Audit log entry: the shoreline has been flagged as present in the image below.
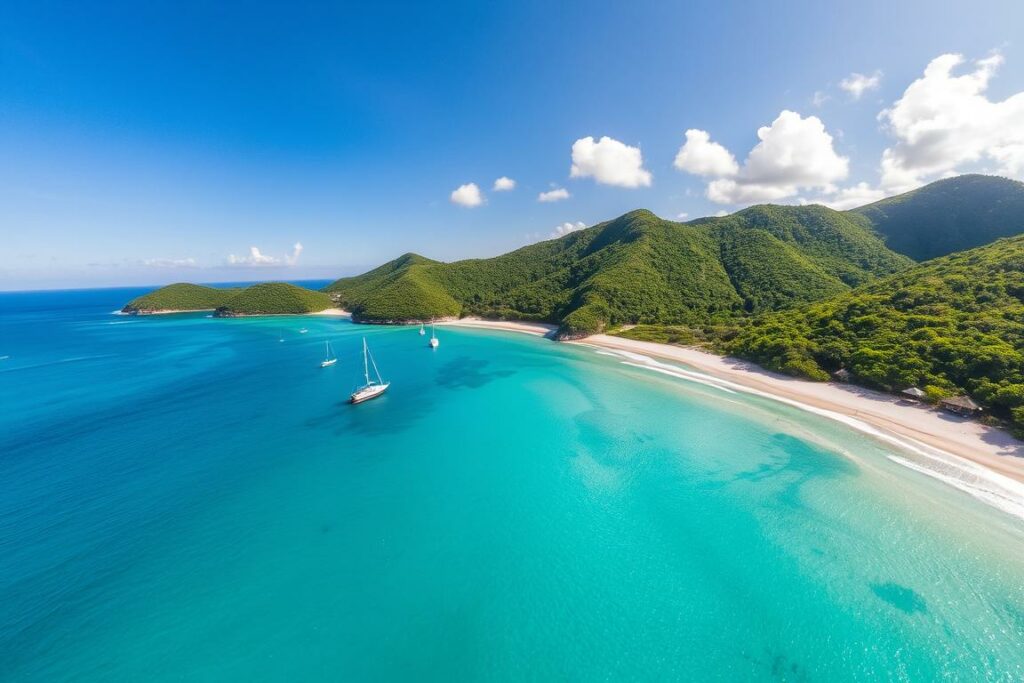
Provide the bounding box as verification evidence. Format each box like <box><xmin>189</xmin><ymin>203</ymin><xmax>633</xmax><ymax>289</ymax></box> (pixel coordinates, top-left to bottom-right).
<box><xmin>439</xmin><ymin>319</ymin><xmax>1024</xmax><ymax>491</ymax></box>
<box><xmin>581</xmin><ymin>335</ymin><xmax>1024</xmax><ymax>486</ymax></box>
<box><xmin>116</xmin><ymin>308</ymin><xmax>214</xmax><ymax>315</ymax></box>
<box><xmin>117</xmin><ymin>307</ymin><xmax>351</xmax><ymax>317</ymax></box>
<box><xmin>437</xmin><ymin>317</ymin><xmax>557</xmax><ymax>336</ymax></box>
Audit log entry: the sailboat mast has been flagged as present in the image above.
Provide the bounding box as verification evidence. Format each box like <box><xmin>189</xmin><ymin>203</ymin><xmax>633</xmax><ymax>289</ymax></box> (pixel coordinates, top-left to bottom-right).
<box><xmin>363</xmin><ymin>338</ymin><xmax>370</xmax><ymax>384</ymax></box>
<box><xmin>369</xmin><ymin>347</ymin><xmax>384</xmax><ymax>383</ymax></box>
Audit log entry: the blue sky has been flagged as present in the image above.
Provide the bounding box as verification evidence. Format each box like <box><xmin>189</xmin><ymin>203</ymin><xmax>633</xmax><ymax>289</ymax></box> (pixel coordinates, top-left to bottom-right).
<box><xmin>2</xmin><ymin>0</ymin><xmax>1023</xmax><ymax>289</ymax></box>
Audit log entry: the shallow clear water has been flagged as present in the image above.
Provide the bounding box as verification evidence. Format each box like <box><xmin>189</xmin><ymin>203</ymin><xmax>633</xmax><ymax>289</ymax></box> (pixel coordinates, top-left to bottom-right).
<box><xmin>1</xmin><ymin>288</ymin><xmax>1023</xmax><ymax>681</ymax></box>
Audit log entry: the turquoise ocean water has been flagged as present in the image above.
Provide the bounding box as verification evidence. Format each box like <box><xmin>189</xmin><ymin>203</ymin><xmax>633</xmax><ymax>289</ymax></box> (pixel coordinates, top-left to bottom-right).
<box><xmin>1</xmin><ymin>287</ymin><xmax>1023</xmax><ymax>681</ymax></box>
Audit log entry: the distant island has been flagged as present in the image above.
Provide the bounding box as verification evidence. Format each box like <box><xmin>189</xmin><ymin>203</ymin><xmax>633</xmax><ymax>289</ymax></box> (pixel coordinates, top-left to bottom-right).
<box><xmin>123</xmin><ymin>174</ymin><xmax>1024</xmax><ymax>435</ymax></box>
<box><xmin>122</xmin><ymin>281</ymin><xmax>335</xmax><ymax>316</ymax></box>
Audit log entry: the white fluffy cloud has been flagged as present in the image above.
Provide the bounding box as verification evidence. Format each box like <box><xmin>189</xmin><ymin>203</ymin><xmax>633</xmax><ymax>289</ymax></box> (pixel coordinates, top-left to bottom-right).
<box><xmin>551</xmin><ymin>221</ymin><xmax>586</xmax><ymax>238</ymax></box>
<box><xmin>570</xmin><ymin>136</ymin><xmax>652</xmax><ymax>188</ymax></box>
<box><xmin>676</xmin><ymin>212</ymin><xmax>689</xmax><ymax>220</ymax></box>
<box><xmin>673</xmin><ymin>129</ymin><xmax>738</xmax><ymax>177</ymax></box>
<box><xmin>538</xmin><ymin>187</ymin><xmax>570</xmax><ymax>202</ymax></box>
<box><xmin>227</xmin><ymin>243</ymin><xmax>303</xmax><ymax>267</ymax></box>
<box><xmin>228</xmin><ymin>247</ymin><xmax>277</xmax><ymax>266</ymax></box>
<box><xmin>450</xmin><ymin>182</ymin><xmax>484</xmax><ymax>207</ymax></box>
<box><xmin>839</xmin><ymin>71</ymin><xmax>882</xmax><ymax>99</ymax></box>
<box><xmin>878</xmin><ymin>52</ymin><xmax>1024</xmax><ymax>193</ymax></box>
<box><xmin>492</xmin><ymin>176</ymin><xmax>516</xmax><ymax>191</ymax></box>
<box><xmin>142</xmin><ymin>257</ymin><xmax>197</xmax><ymax>268</ymax></box>
<box><xmin>682</xmin><ymin>110</ymin><xmax>848</xmax><ymax>205</ymax></box>
<box><xmin>285</xmin><ymin>242</ymin><xmax>303</xmax><ymax>266</ymax></box>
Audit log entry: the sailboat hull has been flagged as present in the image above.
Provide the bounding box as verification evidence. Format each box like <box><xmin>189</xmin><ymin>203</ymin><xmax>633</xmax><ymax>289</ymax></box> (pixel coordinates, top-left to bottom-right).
<box><xmin>320</xmin><ymin>359</ymin><xmax>337</xmax><ymax>368</ymax></box>
<box><xmin>350</xmin><ymin>383</ymin><xmax>389</xmax><ymax>404</ymax></box>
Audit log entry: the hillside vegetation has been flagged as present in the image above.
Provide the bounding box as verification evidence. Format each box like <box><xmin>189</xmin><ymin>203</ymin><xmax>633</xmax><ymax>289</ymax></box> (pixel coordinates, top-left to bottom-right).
<box><xmin>726</xmin><ymin>235</ymin><xmax>1024</xmax><ymax>432</ymax></box>
<box><xmin>850</xmin><ymin>174</ymin><xmax>1024</xmax><ymax>261</ymax></box>
<box><xmin>122</xmin><ymin>283</ymin><xmax>241</xmax><ymax>313</ymax></box>
<box><xmin>123</xmin><ymin>282</ymin><xmax>332</xmax><ymax>315</ymax></box>
<box><xmin>216</xmin><ymin>282</ymin><xmax>334</xmax><ymax>315</ymax></box>
<box><xmin>325</xmin><ymin>206</ymin><xmax>910</xmax><ymax>336</ymax></box>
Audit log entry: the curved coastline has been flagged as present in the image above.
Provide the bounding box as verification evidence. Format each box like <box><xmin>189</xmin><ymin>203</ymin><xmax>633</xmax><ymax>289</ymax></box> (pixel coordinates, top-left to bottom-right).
<box><xmin>439</xmin><ymin>319</ymin><xmax>1024</xmax><ymax>519</ymax></box>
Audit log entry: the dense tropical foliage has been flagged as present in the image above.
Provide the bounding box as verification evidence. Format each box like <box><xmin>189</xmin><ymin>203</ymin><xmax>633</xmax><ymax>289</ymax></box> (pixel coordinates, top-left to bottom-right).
<box><xmin>725</xmin><ymin>236</ymin><xmax>1024</xmax><ymax>432</ymax></box>
<box><xmin>124</xmin><ymin>282</ymin><xmax>332</xmax><ymax>315</ymax></box>
<box><xmin>850</xmin><ymin>174</ymin><xmax>1024</xmax><ymax>261</ymax></box>
<box><xmin>122</xmin><ymin>283</ymin><xmax>241</xmax><ymax>313</ymax></box>
<box><xmin>325</xmin><ymin>205</ymin><xmax>909</xmax><ymax>336</ymax></box>
<box><xmin>216</xmin><ymin>282</ymin><xmax>334</xmax><ymax>315</ymax></box>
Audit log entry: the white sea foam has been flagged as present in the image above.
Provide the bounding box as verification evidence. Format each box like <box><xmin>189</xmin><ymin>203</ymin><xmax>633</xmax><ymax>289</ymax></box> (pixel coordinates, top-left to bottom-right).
<box><xmin>587</xmin><ymin>345</ymin><xmax>1024</xmax><ymax>522</ymax></box>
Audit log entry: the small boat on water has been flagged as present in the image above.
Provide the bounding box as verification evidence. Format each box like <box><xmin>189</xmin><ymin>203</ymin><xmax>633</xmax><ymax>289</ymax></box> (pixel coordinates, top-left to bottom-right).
<box><xmin>350</xmin><ymin>338</ymin><xmax>389</xmax><ymax>404</ymax></box>
<box><xmin>299</xmin><ymin>327</ymin><xmax>308</xmax><ymax>334</ymax></box>
<box><xmin>320</xmin><ymin>341</ymin><xmax>337</xmax><ymax>368</ymax></box>
<box><xmin>279</xmin><ymin>330</ymin><xmax>284</xmax><ymax>343</ymax></box>
<box><xmin>429</xmin><ymin>323</ymin><xmax>439</xmax><ymax>348</ymax></box>
<box><xmin>419</xmin><ymin>323</ymin><xmax>426</xmax><ymax>336</ymax></box>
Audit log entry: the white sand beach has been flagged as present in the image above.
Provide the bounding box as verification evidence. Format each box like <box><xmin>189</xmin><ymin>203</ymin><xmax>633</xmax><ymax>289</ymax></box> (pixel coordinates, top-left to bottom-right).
<box><xmin>440</xmin><ymin>319</ymin><xmax>1024</xmax><ymax>489</ymax></box>
<box><xmin>311</xmin><ymin>308</ymin><xmax>351</xmax><ymax>317</ymax></box>
<box><xmin>583</xmin><ymin>335</ymin><xmax>1024</xmax><ymax>485</ymax></box>
<box><xmin>438</xmin><ymin>317</ymin><xmax>557</xmax><ymax>336</ymax></box>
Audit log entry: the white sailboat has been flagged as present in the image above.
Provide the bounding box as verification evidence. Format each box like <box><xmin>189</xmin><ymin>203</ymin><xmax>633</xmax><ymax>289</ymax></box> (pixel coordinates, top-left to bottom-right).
<box><xmin>279</xmin><ymin>330</ymin><xmax>284</xmax><ymax>343</ymax></box>
<box><xmin>429</xmin><ymin>323</ymin><xmax>439</xmax><ymax>348</ymax></box>
<box><xmin>320</xmin><ymin>341</ymin><xmax>337</xmax><ymax>368</ymax></box>
<box><xmin>419</xmin><ymin>323</ymin><xmax>426</xmax><ymax>336</ymax></box>
<box><xmin>350</xmin><ymin>338</ymin><xmax>389</xmax><ymax>404</ymax></box>
<box><xmin>299</xmin><ymin>327</ymin><xmax>308</xmax><ymax>334</ymax></box>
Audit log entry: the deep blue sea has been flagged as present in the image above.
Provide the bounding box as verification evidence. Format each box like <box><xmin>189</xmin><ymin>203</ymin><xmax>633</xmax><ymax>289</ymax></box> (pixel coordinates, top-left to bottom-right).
<box><xmin>1</xmin><ymin>287</ymin><xmax>1023</xmax><ymax>681</ymax></box>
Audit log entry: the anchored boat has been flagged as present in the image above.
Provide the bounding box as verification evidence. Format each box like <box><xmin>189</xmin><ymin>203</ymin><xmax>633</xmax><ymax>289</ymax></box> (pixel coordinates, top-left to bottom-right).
<box><xmin>320</xmin><ymin>341</ymin><xmax>337</xmax><ymax>368</ymax></box>
<box><xmin>350</xmin><ymin>338</ymin><xmax>389</xmax><ymax>404</ymax></box>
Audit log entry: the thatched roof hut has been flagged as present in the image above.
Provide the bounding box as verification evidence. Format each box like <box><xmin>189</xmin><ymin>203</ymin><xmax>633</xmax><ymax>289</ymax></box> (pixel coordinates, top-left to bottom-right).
<box><xmin>939</xmin><ymin>395</ymin><xmax>982</xmax><ymax>416</ymax></box>
<box><xmin>901</xmin><ymin>387</ymin><xmax>926</xmax><ymax>400</ymax></box>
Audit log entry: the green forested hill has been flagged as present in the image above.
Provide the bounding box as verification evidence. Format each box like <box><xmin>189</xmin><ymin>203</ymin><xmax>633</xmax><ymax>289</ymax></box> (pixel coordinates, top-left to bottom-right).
<box><xmin>122</xmin><ymin>283</ymin><xmax>241</xmax><ymax>313</ymax></box>
<box><xmin>217</xmin><ymin>282</ymin><xmax>334</xmax><ymax>315</ymax></box>
<box><xmin>123</xmin><ymin>282</ymin><xmax>332</xmax><ymax>315</ymax></box>
<box><xmin>325</xmin><ymin>206</ymin><xmax>910</xmax><ymax>335</ymax></box>
<box><xmin>850</xmin><ymin>174</ymin><xmax>1024</xmax><ymax>261</ymax></box>
<box><xmin>726</xmin><ymin>235</ymin><xmax>1024</xmax><ymax>432</ymax></box>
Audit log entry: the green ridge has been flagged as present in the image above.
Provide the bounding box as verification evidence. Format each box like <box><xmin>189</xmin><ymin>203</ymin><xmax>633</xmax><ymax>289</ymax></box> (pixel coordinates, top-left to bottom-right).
<box><xmin>850</xmin><ymin>174</ymin><xmax>1024</xmax><ymax>261</ymax></box>
<box><xmin>122</xmin><ymin>283</ymin><xmax>241</xmax><ymax>313</ymax></box>
<box><xmin>217</xmin><ymin>282</ymin><xmax>334</xmax><ymax>315</ymax></box>
<box><xmin>726</xmin><ymin>235</ymin><xmax>1024</xmax><ymax>432</ymax></box>
<box><xmin>123</xmin><ymin>282</ymin><xmax>332</xmax><ymax>315</ymax></box>
<box><xmin>325</xmin><ymin>206</ymin><xmax>910</xmax><ymax>336</ymax></box>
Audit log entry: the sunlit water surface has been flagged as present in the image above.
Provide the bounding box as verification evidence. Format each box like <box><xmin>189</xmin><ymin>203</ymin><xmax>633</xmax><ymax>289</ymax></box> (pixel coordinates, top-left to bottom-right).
<box><xmin>1</xmin><ymin>288</ymin><xmax>1022</xmax><ymax>681</ymax></box>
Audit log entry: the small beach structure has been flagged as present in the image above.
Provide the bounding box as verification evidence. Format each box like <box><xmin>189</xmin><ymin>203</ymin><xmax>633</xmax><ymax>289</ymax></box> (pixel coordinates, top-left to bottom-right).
<box><xmin>939</xmin><ymin>395</ymin><xmax>982</xmax><ymax>416</ymax></box>
<box><xmin>832</xmin><ymin>368</ymin><xmax>851</xmax><ymax>383</ymax></box>
<box><xmin>901</xmin><ymin>387</ymin><xmax>926</xmax><ymax>401</ymax></box>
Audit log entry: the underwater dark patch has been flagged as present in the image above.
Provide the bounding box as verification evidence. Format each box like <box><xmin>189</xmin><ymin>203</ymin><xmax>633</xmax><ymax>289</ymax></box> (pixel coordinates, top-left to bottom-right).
<box><xmin>871</xmin><ymin>582</ymin><xmax>928</xmax><ymax>614</ymax></box>
<box><xmin>435</xmin><ymin>357</ymin><xmax>515</xmax><ymax>389</ymax></box>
